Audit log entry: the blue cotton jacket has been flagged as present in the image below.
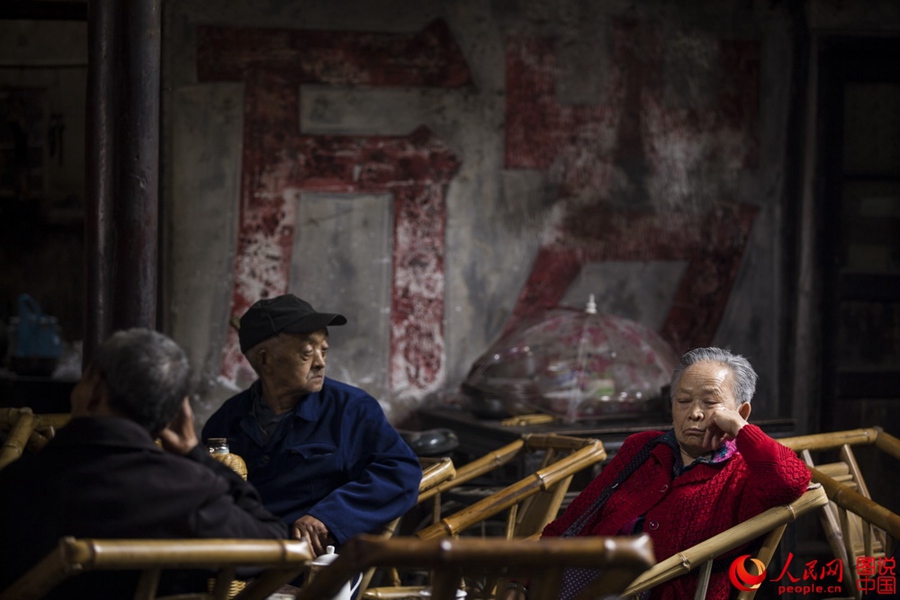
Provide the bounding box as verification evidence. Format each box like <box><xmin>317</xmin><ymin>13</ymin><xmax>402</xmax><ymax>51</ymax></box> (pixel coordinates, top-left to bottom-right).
<box><xmin>202</xmin><ymin>377</ymin><xmax>421</xmax><ymax>544</ymax></box>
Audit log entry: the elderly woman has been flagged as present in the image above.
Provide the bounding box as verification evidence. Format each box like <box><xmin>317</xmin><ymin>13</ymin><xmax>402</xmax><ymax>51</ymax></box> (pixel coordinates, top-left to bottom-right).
<box><xmin>541</xmin><ymin>347</ymin><xmax>811</xmax><ymax>600</ymax></box>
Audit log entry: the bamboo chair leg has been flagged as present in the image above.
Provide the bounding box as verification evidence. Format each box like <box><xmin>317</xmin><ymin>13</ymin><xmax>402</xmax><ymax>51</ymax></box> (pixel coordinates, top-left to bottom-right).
<box><xmin>505</xmin><ymin>505</ymin><xmax>519</xmax><ymax>539</ymax></box>
<box><xmin>694</xmin><ymin>561</ymin><xmax>713</xmax><ymax>600</ymax></box>
<box><xmin>841</xmin><ymin>445</ymin><xmax>885</xmax><ymax>559</ymax></box>
<box><xmin>430</xmin><ymin>570</ymin><xmax>461</xmax><ymax>600</ymax></box>
<box><xmin>838</xmin><ymin>507</ymin><xmax>862</xmax><ymax>600</ymax></box>
<box><xmin>735</xmin><ymin>525</ymin><xmax>785</xmax><ymax>600</ymax></box>
<box><xmin>212</xmin><ymin>567</ymin><xmax>237</xmax><ymax>600</ymax></box>
<box><xmin>134</xmin><ymin>568</ymin><xmax>162</xmax><ymax>600</ymax></box>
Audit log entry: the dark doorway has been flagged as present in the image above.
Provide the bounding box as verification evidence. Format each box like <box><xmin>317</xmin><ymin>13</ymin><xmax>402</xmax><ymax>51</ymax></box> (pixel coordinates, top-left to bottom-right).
<box><xmin>817</xmin><ymin>36</ymin><xmax>900</xmax><ymax>513</ymax></box>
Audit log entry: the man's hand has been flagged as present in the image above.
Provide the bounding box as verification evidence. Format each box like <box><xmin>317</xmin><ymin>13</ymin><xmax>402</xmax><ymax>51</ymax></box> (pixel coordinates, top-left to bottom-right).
<box><xmin>292</xmin><ymin>515</ymin><xmax>332</xmax><ymax>556</ymax></box>
<box><xmin>158</xmin><ymin>397</ymin><xmax>199</xmax><ymax>456</ymax></box>
<box><xmin>701</xmin><ymin>405</ymin><xmax>748</xmax><ymax>452</ymax></box>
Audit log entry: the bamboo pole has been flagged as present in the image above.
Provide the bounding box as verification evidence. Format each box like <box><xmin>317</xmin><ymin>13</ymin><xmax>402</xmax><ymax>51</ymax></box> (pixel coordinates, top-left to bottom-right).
<box><xmin>873</xmin><ymin>427</ymin><xmax>900</xmax><ymax>461</ymax></box>
<box><xmin>623</xmin><ymin>486</ymin><xmax>829</xmax><ymax>597</ymax></box>
<box><xmin>0</xmin><ymin>409</ymin><xmax>71</xmax><ymax>433</ymax></box>
<box><xmin>809</xmin><ymin>466</ymin><xmax>900</xmax><ymax>540</ymax></box>
<box><xmin>779</xmin><ymin>428</ymin><xmax>878</xmax><ymax>452</ymax></box>
<box><xmin>0</xmin><ymin>409</ymin><xmax>71</xmax><ymax>460</ymax></box>
<box><xmin>419</xmin><ymin>457</ymin><xmax>456</xmax><ymax>492</ymax></box>
<box><xmin>418</xmin><ymin>439</ymin><xmax>525</xmax><ymax>503</ymax></box>
<box><xmin>416</xmin><ymin>441</ymin><xmax>606</xmax><ymax>541</ymax></box>
<box><xmin>299</xmin><ymin>535</ymin><xmax>655</xmax><ymax>600</ymax></box>
<box><xmin>0</xmin><ymin>537</ymin><xmax>314</xmax><ymax>600</ymax></box>
<box><xmin>0</xmin><ymin>411</ymin><xmax>36</xmax><ymax>469</ymax></box>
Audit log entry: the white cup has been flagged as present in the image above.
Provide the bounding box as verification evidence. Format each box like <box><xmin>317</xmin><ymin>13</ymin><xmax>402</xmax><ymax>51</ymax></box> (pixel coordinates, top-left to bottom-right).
<box><xmin>309</xmin><ymin>546</ymin><xmax>362</xmax><ymax>600</ymax></box>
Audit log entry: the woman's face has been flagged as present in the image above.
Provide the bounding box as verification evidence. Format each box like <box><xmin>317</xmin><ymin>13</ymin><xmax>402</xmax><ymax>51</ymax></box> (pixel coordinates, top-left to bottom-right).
<box><xmin>671</xmin><ymin>361</ymin><xmax>738</xmax><ymax>458</ymax></box>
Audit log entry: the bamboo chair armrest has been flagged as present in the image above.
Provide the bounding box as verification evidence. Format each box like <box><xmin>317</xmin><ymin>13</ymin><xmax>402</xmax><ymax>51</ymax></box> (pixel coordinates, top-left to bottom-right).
<box><xmin>0</xmin><ymin>538</ymin><xmax>314</xmax><ymax>600</ymax></box>
<box><xmin>0</xmin><ymin>411</ymin><xmax>36</xmax><ymax>469</ymax></box>
<box><xmin>809</xmin><ymin>466</ymin><xmax>900</xmax><ymax>540</ymax></box>
<box><xmin>873</xmin><ymin>427</ymin><xmax>900</xmax><ymax>461</ymax></box>
<box><xmin>623</xmin><ymin>485</ymin><xmax>828</xmax><ymax>597</ymax></box>
<box><xmin>416</xmin><ymin>442</ymin><xmax>606</xmax><ymax>540</ymax></box>
<box><xmin>0</xmin><ymin>409</ymin><xmax>71</xmax><ymax>465</ymax></box>
<box><xmin>779</xmin><ymin>428</ymin><xmax>878</xmax><ymax>452</ymax></box>
<box><xmin>535</xmin><ymin>442</ymin><xmax>606</xmax><ymax>489</ymax></box>
<box><xmin>0</xmin><ymin>409</ymin><xmax>71</xmax><ymax>432</ymax></box>
<box><xmin>523</xmin><ymin>434</ymin><xmax>601</xmax><ymax>452</ymax></box>
<box><xmin>304</xmin><ymin>535</ymin><xmax>655</xmax><ymax>600</ymax></box>
<box><xmin>419</xmin><ymin>440</ymin><xmax>526</xmax><ymax>503</ymax></box>
<box><xmin>419</xmin><ymin>435</ymin><xmax>602</xmax><ymax>503</ymax></box>
<box><xmin>419</xmin><ymin>458</ymin><xmax>457</xmax><ymax>493</ymax></box>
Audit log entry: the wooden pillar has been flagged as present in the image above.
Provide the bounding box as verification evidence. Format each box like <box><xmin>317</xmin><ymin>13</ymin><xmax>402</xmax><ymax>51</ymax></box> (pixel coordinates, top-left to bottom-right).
<box><xmin>84</xmin><ymin>0</ymin><xmax>160</xmax><ymax>365</ymax></box>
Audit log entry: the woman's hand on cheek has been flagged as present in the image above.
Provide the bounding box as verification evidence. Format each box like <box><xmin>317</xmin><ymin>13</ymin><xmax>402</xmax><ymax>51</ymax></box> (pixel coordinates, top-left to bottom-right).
<box><xmin>702</xmin><ymin>407</ymin><xmax>748</xmax><ymax>450</ymax></box>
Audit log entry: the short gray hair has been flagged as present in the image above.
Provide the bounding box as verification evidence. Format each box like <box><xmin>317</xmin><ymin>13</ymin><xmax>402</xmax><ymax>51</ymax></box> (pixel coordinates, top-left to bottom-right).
<box><xmin>90</xmin><ymin>328</ymin><xmax>191</xmax><ymax>435</ymax></box>
<box><xmin>669</xmin><ymin>347</ymin><xmax>757</xmax><ymax>405</ymax></box>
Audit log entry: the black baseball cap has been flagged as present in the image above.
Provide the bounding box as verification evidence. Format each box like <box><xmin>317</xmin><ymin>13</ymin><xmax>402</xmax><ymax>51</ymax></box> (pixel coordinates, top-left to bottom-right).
<box><xmin>238</xmin><ymin>294</ymin><xmax>347</xmax><ymax>353</ymax></box>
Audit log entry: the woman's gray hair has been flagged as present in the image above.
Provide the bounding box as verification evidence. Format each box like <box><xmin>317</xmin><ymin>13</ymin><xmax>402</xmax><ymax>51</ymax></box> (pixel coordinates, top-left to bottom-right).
<box><xmin>90</xmin><ymin>328</ymin><xmax>192</xmax><ymax>435</ymax></box>
<box><xmin>669</xmin><ymin>347</ymin><xmax>757</xmax><ymax>405</ymax></box>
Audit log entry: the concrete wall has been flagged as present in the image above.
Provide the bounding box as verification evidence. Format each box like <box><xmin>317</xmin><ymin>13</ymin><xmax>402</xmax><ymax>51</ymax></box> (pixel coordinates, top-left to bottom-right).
<box><xmin>159</xmin><ymin>0</ymin><xmax>826</xmax><ymax>426</ymax></box>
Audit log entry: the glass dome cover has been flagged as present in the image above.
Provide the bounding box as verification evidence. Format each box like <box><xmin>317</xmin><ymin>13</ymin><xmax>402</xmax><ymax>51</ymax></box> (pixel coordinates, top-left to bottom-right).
<box><xmin>464</xmin><ymin>296</ymin><xmax>679</xmax><ymax>423</ymax></box>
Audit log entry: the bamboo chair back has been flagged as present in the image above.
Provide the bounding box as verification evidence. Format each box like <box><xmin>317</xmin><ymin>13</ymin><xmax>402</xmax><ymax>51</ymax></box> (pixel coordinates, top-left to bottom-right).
<box><xmin>779</xmin><ymin>427</ymin><xmax>900</xmax><ymax>599</ymax></box>
<box><xmin>357</xmin><ymin>457</ymin><xmax>457</xmax><ymax>595</ymax></box>
<box><xmin>0</xmin><ymin>408</ymin><xmax>70</xmax><ymax>469</ymax></box>
<box><xmin>416</xmin><ymin>434</ymin><xmax>606</xmax><ymax>541</ymax></box>
<box><xmin>622</xmin><ymin>484</ymin><xmax>829</xmax><ymax>600</ymax></box>
<box><xmin>295</xmin><ymin>533</ymin><xmax>655</xmax><ymax>600</ymax></box>
<box><xmin>361</xmin><ymin>435</ymin><xmax>604</xmax><ymax>598</ymax></box>
<box><xmin>0</xmin><ymin>537</ymin><xmax>314</xmax><ymax>600</ymax></box>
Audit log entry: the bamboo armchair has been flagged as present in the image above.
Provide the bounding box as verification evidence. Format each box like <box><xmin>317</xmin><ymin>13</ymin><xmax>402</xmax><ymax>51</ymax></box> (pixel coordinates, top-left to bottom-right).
<box><xmin>0</xmin><ymin>408</ymin><xmax>70</xmax><ymax>469</ymax></box>
<box><xmin>416</xmin><ymin>434</ymin><xmax>607</xmax><ymax>542</ymax></box>
<box><xmin>357</xmin><ymin>457</ymin><xmax>458</xmax><ymax>595</ymax></box>
<box><xmin>779</xmin><ymin>427</ymin><xmax>900</xmax><ymax>598</ymax></box>
<box><xmin>622</xmin><ymin>484</ymin><xmax>829</xmax><ymax>600</ymax></box>
<box><xmin>295</xmin><ymin>533</ymin><xmax>655</xmax><ymax>600</ymax></box>
<box><xmin>0</xmin><ymin>537</ymin><xmax>314</xmax><ymax>600</ymax></box>
<box><xmin>415</xmin><ymin>437</ymin><xmax>527</xmax><ymax>528</ymax></box>
<box><xmin>360</xmin><ymin>435</ymin><xmax>604</xmax><ymax>598</ymax></box>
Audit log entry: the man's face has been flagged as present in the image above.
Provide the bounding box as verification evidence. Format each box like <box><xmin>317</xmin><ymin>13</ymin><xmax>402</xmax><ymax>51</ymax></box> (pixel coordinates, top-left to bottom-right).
<box><xmin>261</xmin><ymin>330</ymin><xmax>330</xmax><ymax>400</ymax></box>
<box><xmin>671</xmin><ymin>361</ymin><xmax>739</xmax><ymax>458</ymax></box>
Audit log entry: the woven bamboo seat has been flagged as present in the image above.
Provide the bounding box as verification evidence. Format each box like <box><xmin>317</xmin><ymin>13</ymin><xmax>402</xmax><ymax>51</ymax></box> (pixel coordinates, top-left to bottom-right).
<box><xmin>779</xmin><ymin>427</ymin><xmax>900</xmax><ymax>599</ymax></box>
<box><xmin>622</xmin><ymin>484</ymin><xmax>829</xmax><ymax>600</ymax></box>
<box><xmin>295</xmin><ymin>533</ymin><xmax>655</xmax><ymax>600</ymax></box>
<box><xmin>0</xmin><ymin>537</ymin><xmax>314</xmax><ymax>600</ymax></box>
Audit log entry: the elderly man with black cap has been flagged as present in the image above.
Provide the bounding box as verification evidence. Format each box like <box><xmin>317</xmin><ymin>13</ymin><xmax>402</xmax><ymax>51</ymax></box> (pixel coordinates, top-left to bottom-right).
<box><xmin>202</xmin><ymin>294</ymin><xmax>421</xmax><ymax>556</ymax></box>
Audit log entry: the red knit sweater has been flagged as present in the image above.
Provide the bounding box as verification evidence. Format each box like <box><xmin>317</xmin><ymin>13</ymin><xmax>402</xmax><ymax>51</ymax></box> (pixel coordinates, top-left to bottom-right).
<box><xmin>542</xmin><ymin>424</ymin><xmax>811</xmax><ymax>600</ymax></box>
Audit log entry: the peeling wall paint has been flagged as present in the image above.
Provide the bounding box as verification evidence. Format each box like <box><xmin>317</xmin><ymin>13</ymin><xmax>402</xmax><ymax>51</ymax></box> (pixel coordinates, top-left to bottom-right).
<box><xmin>197</xmin><ymin>21</ymin><xmax>467</xmax><ymax>398</ymax></box>
<box><xmin>504</xmin><ymin>19</ymin><xmax>761</xmax><ymax>354</ymax></box>
<box><xmin>164</xmin><ymin>0</ymin><xmax>807</xmax><ymax>424</ymax></box>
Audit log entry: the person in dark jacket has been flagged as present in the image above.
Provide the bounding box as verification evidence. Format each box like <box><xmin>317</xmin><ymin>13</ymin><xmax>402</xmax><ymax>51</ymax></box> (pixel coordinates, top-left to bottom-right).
<box><xmin>202</xmin><ymin>294</ymin><xmax>422</xmax><ymax>556</ymax></box>
<box><xmin>0</xmin><ymin>328</ymin><xmax>288</xmax><ymax>599</ymax></box>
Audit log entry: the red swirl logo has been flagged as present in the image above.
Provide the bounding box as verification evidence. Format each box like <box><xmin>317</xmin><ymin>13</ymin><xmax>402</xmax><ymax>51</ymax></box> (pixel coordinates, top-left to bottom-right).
<box><xmin>729</xmin><ymin>555</ymin><xmax>767</xmax><ymax>591</ymax></box>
